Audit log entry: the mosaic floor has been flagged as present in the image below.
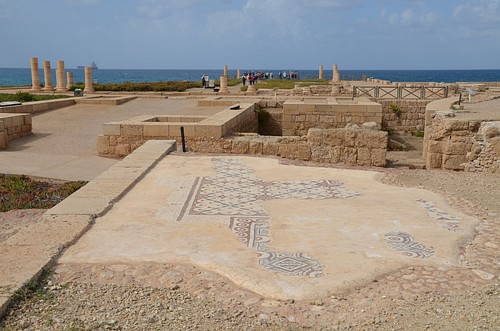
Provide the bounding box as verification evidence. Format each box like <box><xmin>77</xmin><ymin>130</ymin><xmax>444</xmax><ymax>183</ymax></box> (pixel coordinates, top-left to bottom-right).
<box><xmin>172</xmin><ymin>158</ymin><xmax>467</xmax><ymax>276</ymax></box>
<box><xmin>58</xmin><ymin>155</ymin><xmax>478</xmax><ymax>299</ymax></box>
<box><xmin>177</xmin><ymin>158</ymin><xmax>360</xmax><ymax>277</ymax></box>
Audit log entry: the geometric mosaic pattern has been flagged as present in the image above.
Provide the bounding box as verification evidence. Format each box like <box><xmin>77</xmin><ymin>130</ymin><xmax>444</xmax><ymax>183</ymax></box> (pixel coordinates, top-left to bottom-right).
<box><xmin>416</xmin><ymin>199</ymin><xmax>461</xmax><ymax>232</ymax></box>
<box><xmin>190</xmin><ymin>158</ymin><xmax>360</xmax><ymax>216</ymax></box>
<box><xmin>186</xmin><ymin>158</ymin><xmax>360</xmax><ymax>277</ymax></box>
<box><xmin>229</xmin><ymin>217</ymin><xmax>323</xmax><ymax>277</ymax></box>
<box><xmin>384</xmin><ymin>231</ymin><xmax>435</xmax><ymax>259</ymax></box>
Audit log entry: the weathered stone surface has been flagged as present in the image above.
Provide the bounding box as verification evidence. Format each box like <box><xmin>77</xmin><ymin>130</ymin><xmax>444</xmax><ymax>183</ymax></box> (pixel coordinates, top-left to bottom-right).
<box><xmin>442</xmin><ymin>154</ymin><xmax>466</xmax><ymax>170</ymax></box>
<box><xmin>445</xmin><ymin>142</ymin><xmax>467</xmax><ymax>155</ymax></box>
<box><xmin>426</xmin><ymin>153</ymin><xmax>442</xmax><ymax>169</ymax></box>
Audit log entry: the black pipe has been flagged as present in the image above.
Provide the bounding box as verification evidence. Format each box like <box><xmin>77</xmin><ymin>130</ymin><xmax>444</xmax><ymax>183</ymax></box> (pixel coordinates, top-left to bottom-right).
<box><xmin>180</xmin><ymin>126</ymin><xmax>187</xmax><ymax>152</ymax></box>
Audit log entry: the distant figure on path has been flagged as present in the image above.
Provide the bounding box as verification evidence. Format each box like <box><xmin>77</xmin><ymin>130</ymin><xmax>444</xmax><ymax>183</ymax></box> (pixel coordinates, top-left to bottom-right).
<box><xmin>242</xmin><ymin>74</ymin><xmax>247</xmax><ymax>86</ymax></box>
<box><xmin>201</xmin><ymin>74</ymin><xmax>206</xmax><ymax>88</ymax></box>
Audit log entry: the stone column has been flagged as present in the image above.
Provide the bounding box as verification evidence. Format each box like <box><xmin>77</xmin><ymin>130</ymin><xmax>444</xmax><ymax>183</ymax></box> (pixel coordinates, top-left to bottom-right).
<box><xmin>333</xmin><ymin>64</ymin><xmax>340</xmax><ymax>83</ymax></box>
<box><xmin>66</xmin><ymin>72</ymin><xmax>74</xmax><ymax>90</ymax></box>
<box><xmin>43</xmin><ymin>61</ymin><xmax>53</xmax><ymax>91</ymax></box>
<box><xmin>237</xmin><ymin>69</ymin><xmax>241</xmax><ymax>80</ymax></box>
<box><xmin>55</xmin><ymin>61</ymin><xmax>67</xmax><ymax>92</ymax></box>
<box><xmin>30</xmin><ymin>57</ymin><xmax>41</xmax><ymax>91</ymax></box>
<box><xmin>319</xmin><ymin>65</ymin><xmax>324</xmax><ymax>80</ymax></box>
<box><xmin>246</xmin><ymin>83</ymin><xmax>256</xmax><ymax>95</ymax></box>
<box><xmin>219</xmin><ymin>75</ymin><xmax>229</xmax><ymax>94</ymax></box>
<box><xmin>84</xmin><ymin>67</ymin><xmax>93</xmax><ymax>93</ymax></box>
<box><xmin>223</xmin><ymin>65</ymin><xmax>228</xmax><ymax>78</ymax></box>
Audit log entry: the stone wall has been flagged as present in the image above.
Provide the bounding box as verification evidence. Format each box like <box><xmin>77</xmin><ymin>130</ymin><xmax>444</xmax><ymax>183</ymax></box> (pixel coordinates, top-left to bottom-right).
<box><xmin>464</xmin><ymin>122</ymin><xmax>500</xmax><ymax>173</ymax></box>
<box><xmin>256</xmin><ymin>100</ymin><xmax>285</xmax><ymax>136</ymax></box>
<box><xmin>423</xmin><ymin>111</ymin><xmax>499</xmax><ymax>173</ymax></box>
<box><xmin>99</xmin><ymin>127</ymin><xmax>388</xmax><ymax>167</ymax></box>
<box><xmin>0</xmin><ymin>113</ymin><xmax>32</xmax><ymax>149</ymax></box>
<box><xmin>282</xmin><ymin>99</ymin><xmax>382</xmax><ymax>136</ymax></box>
<box><xmin>0</xmin><ymin>99</ymin><xmax>75</xmax><ymax>114</ymax></box>
<box><xmin>379</xmin><ymin>99</ymin><xmax>431</xmax><ymax>134</ymax></box>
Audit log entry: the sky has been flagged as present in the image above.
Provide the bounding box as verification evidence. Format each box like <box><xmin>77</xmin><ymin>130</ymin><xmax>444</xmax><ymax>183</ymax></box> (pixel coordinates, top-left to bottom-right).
<box><xmin>0</xmin><ymin>0</ymin><xmax>499</xmax><ymax>70</ymax></box>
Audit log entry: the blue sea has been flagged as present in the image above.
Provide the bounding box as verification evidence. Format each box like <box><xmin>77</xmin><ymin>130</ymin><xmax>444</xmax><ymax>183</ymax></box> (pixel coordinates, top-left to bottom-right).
<box><xmin>1</xmin><ymin>68</ymin><xmax>500</xmax><ymax>86</ymax></box>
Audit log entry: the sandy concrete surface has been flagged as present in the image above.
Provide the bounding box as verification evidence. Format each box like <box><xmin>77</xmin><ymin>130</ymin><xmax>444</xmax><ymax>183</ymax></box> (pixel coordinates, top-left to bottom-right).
<box><xmin>0</xmin><ymin>98</ymin><xmax>222</xmax><ymax>181</ymax></box>
<box><xmin>58</xmin><ymin>154</ymin><xmax>478</xmax><ymax>300</ymax></box>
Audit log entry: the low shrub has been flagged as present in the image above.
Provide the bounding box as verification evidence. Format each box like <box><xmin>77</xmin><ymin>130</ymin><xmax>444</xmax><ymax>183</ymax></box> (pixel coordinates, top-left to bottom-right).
<box><xmin>0</xmin><ymin>92</ymin><xmax>69</xmax><ymax>103</ymax></box>
<box><xmin>0</xmin><ymin>174</ymin><xmax>87</xmax><ymax>212</ymax></box>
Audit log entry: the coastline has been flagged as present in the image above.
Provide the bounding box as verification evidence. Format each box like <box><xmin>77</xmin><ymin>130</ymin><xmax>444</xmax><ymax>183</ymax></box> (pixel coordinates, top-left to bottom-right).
<box><xmin>2</xmin><ymin>68</ymin><xmax>500</xmax><ymax>87</ymax></box>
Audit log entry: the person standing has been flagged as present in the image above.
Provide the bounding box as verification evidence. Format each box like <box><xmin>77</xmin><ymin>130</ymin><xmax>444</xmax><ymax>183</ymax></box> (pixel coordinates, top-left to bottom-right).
<box><xmin>201</xmin><ymin>74</ymin><xmax>206</xmax><ymax>88</ymax></box>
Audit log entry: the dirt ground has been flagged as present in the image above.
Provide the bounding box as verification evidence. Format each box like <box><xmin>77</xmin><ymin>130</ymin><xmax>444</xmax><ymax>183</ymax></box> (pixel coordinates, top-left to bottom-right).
<box><xmin>1</xmin><ymin>165</ymin><xmax>499</xmax><ymax>330</ymax></box>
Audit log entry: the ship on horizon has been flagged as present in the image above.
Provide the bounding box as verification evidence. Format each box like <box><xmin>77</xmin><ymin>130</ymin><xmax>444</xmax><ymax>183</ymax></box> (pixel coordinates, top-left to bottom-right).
<box><xmin>77</xmin><ymin>61</ymin><xmax>98</xmax><ymax>70</ymax></box>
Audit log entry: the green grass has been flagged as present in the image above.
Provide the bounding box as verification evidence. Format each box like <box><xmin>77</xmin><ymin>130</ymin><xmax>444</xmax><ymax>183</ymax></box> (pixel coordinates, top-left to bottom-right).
<box><xmin>0</xmin><ymin>92</ymin><xmax>70</xmax><ymax>103</ymax></box>
<box><xmin>0</xmin><ymin>174</ymin><xmax>87</xmax><ymax>212</ymax></box>
<box><xmin>241</xmin><ymin>79</ymin><xmax>330</xmax><ymax>91</ymax></box>
<box><xmin>72</xmin><ymin>80</ymin><xmax>202</xmax><ymax>92</ymax></box>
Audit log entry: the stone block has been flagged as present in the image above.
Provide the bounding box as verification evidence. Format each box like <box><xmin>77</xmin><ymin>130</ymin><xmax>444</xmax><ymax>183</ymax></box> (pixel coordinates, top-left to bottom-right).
<box><xmin>331</xmin><ymin>146</ymin><xmax>343</xmax><ymax>163</ymax></box>
<box><xmin>249</xmin><ymin>141</ymin><xmax>263</xmax><ymax>154</ymax></box>
<box><xmin>444</xmin><ymin>142</ymin><xmax>467</xmax><ymax>155</ymax></box>
<box><xmin>103</xmin><ymin>123</ymin><xmax>121</xmax><ymax>136</ymax></box>
<box><xmin>195</xmin><ymin>125</ymin><xmax>223</xmax><ymax>138</ymax></box>
<box><xmin>371</xmin><ymin>148</ymin><xmax>387</xmax><ymax>167</ymax></box>
<box><xmin>231</xmin><ymin>140</ymin><xmax>250</xmax><ymax>154</ymax></box>
<box><xmin>96</xmin><ymin>135</ymin><xmax>110</xmax><ymax>154</ymax></box>
<box><xmin>143</xmin><ymin>124</ymin><xmax>168</xmax><ymax>137</ymax></box>
<box><xmin>344</xmin><ymin>129</ymin><xmax>358</xmax><ymax>147</ymax></box>
<box><xmin>342</xmin><ymin>147</ymin><xmax>358</xmax><ymax>165</ymax></box>
<box><xmin>262</xmin><ymin>141</ymin><xmax>279</xmax><ymax>155</ymax></box>
<box><xmin>297</xmin><ymin>144</ymin><xmax>311</xmax><ymax>161</ymax></box>
<box><xmin>426</xmin><ymin>152</ymin><xmax>442</xmax><ymax>169</ymax></box>
<box><xmin>121</xmin><ymin>124</ymin><xmax>143</xmax><ymax>136</ymax></box>
<box><xmin>168</xmin><ymin>123</ymin><xmax>195</xmax><ymax>137</ymax></box>
<box><xmin>115</xmin><ymin>143</ymin><xmax>131</xmax><ymax>157</ymax></box>
<box><xmin>357</xmin><ymin>147</ymin><xmax>371</xmax><ymax>166</ymax></box>
<box><xmin>490</xmin><ymin>137</ymin><xmax>500</xmax><ymax>157</ymax></box>
<box><xmin>428</xmin><ymin>140</ymin><xmax>444</xmax><ymax>154</ymax></box>
<box><xmin>442</xmin><ymin>154</ymin><xmax>466</xmax><ymax>170</ymax></box>
<box><xmin>444</xmin><ymin>120</ymin><xmax>469</xmax><ymax>132</ymax></box>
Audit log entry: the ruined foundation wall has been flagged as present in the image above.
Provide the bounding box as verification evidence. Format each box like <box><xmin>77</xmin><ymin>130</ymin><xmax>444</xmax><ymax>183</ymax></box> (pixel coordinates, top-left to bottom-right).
<box><xmin>424</xmin><ymin>111</ymin><xmax>499</xmax><ymax>173</ymax></box>
<box><xmin>379</xmin><ymin>100</ymin><xmax>431</xmax><ymax>134</ymax></box>
<box><xmin>98</xmin><ymin>127</ymin><xmax>387</xmax><ymax>167</ymax></box>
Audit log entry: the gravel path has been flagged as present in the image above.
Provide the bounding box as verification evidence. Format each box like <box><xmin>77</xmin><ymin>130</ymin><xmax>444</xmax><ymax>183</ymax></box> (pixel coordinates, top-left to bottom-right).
<box><xmin>1</xmin><ymin>168</ymin><xmax>499</xmax><ymax>330</ymax></box>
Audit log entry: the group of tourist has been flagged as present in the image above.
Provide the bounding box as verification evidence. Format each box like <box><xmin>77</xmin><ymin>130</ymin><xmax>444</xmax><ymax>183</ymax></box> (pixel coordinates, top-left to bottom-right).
<box><xmin>241</xmin><ymin>70</ymin><xmax>300</xmax><ymax>86</ymax></box>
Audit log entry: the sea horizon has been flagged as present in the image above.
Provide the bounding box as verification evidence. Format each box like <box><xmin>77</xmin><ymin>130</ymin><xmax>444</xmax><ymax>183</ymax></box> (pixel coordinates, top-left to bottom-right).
<box><xmin>2</xmin><ymin>67</ymin><xmax>500</xmax><ymax>87</ymax></box>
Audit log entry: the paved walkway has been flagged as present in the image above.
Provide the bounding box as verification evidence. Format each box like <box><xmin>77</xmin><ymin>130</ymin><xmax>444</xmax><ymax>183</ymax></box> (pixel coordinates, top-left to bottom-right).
<box><xmin>0</xmin><ymin>98</ymin><xmax>222</xmax><ymax>181</ymax></box>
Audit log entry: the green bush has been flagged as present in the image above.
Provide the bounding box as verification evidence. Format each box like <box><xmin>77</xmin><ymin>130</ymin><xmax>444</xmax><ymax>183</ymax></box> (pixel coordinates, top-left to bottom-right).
<box><xmin>0</xmin><ymin>92</ymin><xmax>69</xmax><ymax>102</ymax></box>
<box><xmin>89</xmin><ymin>81</ymin><xmax>201</xmax><ymax>92</ymax></box>
<box><xmin>389</xmin><ymin>102</ymin><xmax>401</xmax><ymax>115</ymax></box>
<box><xmin>413</xmin><ymin>130</ymin><xmax>425</xmax><ymax>137</ymax></box>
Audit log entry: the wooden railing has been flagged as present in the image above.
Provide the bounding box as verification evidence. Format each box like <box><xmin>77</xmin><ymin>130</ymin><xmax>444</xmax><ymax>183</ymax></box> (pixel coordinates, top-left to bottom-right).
<box><xmin>353</xmin><ymin>86</ymin><xmax>448</xmax><ymax>100</ymax></box>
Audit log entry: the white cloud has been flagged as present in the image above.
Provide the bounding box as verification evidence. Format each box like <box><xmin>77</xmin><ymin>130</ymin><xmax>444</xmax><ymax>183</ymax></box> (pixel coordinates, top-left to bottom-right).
<box><xmin>453</xmin><ymin>0</ymin><xmax>500</xmax><ymax>24</ymax></box>
<box><xmin>384</xmin><ymin>8</ymin><xmax>437</xmax><ymax>27</ymax></box>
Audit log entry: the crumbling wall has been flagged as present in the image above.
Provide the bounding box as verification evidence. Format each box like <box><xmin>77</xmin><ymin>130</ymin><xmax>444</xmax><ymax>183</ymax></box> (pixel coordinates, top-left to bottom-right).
<box><xmin>423</xmin><ymin>111</ymin><xmax>499</xmax><ymax>173</ymax></box>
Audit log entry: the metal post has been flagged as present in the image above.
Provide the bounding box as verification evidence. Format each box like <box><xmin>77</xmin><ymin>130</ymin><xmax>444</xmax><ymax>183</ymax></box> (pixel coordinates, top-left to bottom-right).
<box><xmin>180</xmin><ymin>127</ymin><xmax>187</xmax><ymax>152</ymax></box>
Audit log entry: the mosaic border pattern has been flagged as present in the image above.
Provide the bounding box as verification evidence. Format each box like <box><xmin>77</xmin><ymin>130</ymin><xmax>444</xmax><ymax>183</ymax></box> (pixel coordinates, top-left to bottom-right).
<box><xmin>229</xmin><ymin>216</ymin><xmax>323</xmax><ymax>277</ymax></box>
<box><xmin>416</xmin><ymin>199</ymin><xmax>461</xmax><ymax>232</ymax></box>
<box><xmin>184</xmin><ymin>158</ymin><xmax>358</xmax><ymax>277</ymax></box>
<box><xmin>384</xmin><ymin>231</ymin><xmax>435</xmax><ymax>259</ymax></box>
